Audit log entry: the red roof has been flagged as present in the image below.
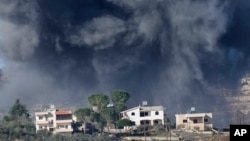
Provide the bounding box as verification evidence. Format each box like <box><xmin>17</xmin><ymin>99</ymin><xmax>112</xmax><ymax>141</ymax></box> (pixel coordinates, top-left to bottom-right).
<box><xmin>56</xmin><ymin>109</ymin><xmax>72</xmax><ymax>115</ymax></box>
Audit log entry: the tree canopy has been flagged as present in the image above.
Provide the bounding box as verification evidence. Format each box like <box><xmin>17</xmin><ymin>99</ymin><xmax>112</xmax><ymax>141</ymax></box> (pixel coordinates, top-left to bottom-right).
<box><xmin>9</xmin><ymin>99</ymin><xmax>29</xmax><ymax>120</ymax></box>
<box><xmin>110</xmin><ymin>90</ymin><xmax>130</xmax><ymax>114</ymax></box>
<box><xmin>116</xmin><ymin>119</ymin><xmax>133</xmax><ymax>129</ymax></box>
<box><xmin>110</xmin><ymin>89</ymin><xmax>130</xmax><ymax>104</ymax></box>
<box><xmin>0</xmin><ymin>99</ymin><xmax>35</xmax><ymax>140</ymax></box>
<box><xmin>74</xmin><ymin>108</ymin><xmax>91</xmax><ymax>122</ymax></box>
<box><xmin>88</xmin><ymin>93</ymin><xmax>109</xmax><ymax>111</ymax></box>
<box><xmin>100</xmin><ymin>108</ymin><xmax>115</xmax><ymax>124</ymax></box>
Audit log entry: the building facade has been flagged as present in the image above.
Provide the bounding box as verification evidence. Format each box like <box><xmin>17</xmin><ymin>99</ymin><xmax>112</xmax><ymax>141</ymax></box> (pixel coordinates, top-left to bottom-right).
<box><xmin>34</xmin><ymin>105</ymin><xmax>75</xmax><ymax>133</ymax></box>
<box><xmin>120</xmin><ymin>105</ymin><xmax>165</xmax><ymax>126</ymax></box>
<box><xmin>175</xmin><ymin>112</ymin><xmax>213</xmax><ymax>131</ymax></box>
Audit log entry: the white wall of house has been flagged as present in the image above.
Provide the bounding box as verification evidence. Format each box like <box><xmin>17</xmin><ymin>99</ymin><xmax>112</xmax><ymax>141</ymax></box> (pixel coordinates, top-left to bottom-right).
<box><xmin>121</xmin><ymin>106</ymin><xmax>164</xmax><ymax>126</ymax></box>
<box><xmin>56</xmin><ymin>123</ymin><xmax>72</xmax><ymax>133</ymax></box>
<box><xmin>123</xmin><ymin>108</ymin><xmax>140</xmax><ymax>125</ymax></box>
<box><xmin>35</xmin><ymin>112</ymin><xmax>50</xmax><ymax>132</ymax></box>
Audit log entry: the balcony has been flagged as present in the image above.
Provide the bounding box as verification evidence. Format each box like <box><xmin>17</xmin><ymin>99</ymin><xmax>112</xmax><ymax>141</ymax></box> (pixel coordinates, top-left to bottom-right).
<box><xmin>35</xmin><ymin>112</ymin><xmax>49</xmax><ymax>116</ymax></box>
<box><xmin>35</xmin><ymin>120</ymin><xmax>49</xmax><ymax>125</ymax></box>
<box><xmin>54</xmin><ymin>128</ymin><xmax>73</xmax><ymax>133</ymax></box>
<box><xmin>56</xmin><ymin>119</ymin><xmax>72</xmax><ymax>124</ymax></box>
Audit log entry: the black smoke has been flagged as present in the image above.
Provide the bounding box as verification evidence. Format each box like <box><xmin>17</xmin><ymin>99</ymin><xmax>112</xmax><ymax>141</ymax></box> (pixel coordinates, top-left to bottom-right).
<box><xmin>0</xmin><ymin>0</ymin><xmax>249</xmax><ymax>127</ymax></box>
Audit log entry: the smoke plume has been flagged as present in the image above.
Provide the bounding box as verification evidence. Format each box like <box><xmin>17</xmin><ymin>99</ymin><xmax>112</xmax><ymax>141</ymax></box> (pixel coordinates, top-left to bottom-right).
<box><xmin>0</xmin><ymin>0</ymin><xmax>249</xmax><ymax>127</ymax></box>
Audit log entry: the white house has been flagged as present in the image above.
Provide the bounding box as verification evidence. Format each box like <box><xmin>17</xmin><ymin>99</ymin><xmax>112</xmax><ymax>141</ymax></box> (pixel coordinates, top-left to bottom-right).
<box><xmin>34</xmin><ymin>105</ymin><xmax>76</xmax><ymax>133</ymax></box>
<box><xmin>120</xmin><ymin>103</ymin><xmax>165</xmax><ymax>126</ymax></box>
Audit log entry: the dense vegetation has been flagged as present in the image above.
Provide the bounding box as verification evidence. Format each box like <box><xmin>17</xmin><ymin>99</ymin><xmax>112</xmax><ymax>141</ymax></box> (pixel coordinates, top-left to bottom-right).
<box><xmin>0</xmin><ymin>89</ymin><xmax>132</xmax><ymax>140</ymax></box>
<box><xmin>0</xmin><ymin>99</ymin><xmax>36</xmax><ymax>141</ymax></box>
<box><xmin>0</xmin><ymin>90</ymin><xmax>173</xmax><ymax>140</ymax></box>
<box><xmin>73</xmin><ymin>89</ymin><xmax>132</xmax><ymax>134</ymax></box>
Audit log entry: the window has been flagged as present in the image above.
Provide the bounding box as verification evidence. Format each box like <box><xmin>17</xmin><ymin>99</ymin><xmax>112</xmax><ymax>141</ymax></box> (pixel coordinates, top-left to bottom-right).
<box><xmin>140</xmin><ymin>112</ymin><xmax>149</xmax><ymax>117</ymax></box>
<box><xmin>140</xmin><ymin>112</ymin><xmax>144</xmax><ymax>117</ymax></box>
<box><xmin>183</xmin><ymin>119</ymin><xmax>187</xmax><ymax>123</ymax></box>
<box><xmin>154</xmin><ymin>120</ymin><xmax>159</xmax><ymax>124</ymax></box>
<box><xmin>193</xmin><ymin>119</ymin><xmax>198</xmax><ymax>124</ymax></box>
<box><xmin>38</xmin><ymin>116</ymin><xmax>43</xmax><ymax>120</ymax></box>
<box><xmin>140</xmin><ymin>120</ymin><xmax>150</xmax><ymax>125</ymax></box>
<box><xmin>65</xmin><ymin>125</ymin><xmax>68</xmax><ymax>129</ymax></box>
<box><xmin>56</xmin><ymin>115</ymin><xmax>72</xmax><ymax>120</ymax></box>
<box><xmin>204</xmin><ymin>118</ymin><xmax>208</xmax><ymax>123</ymax></box>
<box><xmin>132</xmin><ymin>122</ymin><xmax>136</xmax><ymax>125</ymax></box>
<box><xmin>155</xmin><ymin>111</ymin><xmax>159</xmax><ymax>115</ymax></box>
<box><xmin>57</xmin><ymin>125</ymin><xmax>64</xmax><ymax>129</ymax></box>
<box><xmin>49</xmin><ymin>128</ymin><xmax>54</xmax><ymax>131</ymax></box>
<box><xmin>49</xmin><ymin>120</ymin><xmax>53</xmax><ymax>125</ymax></box>
<box><xmin>39</xmin><ymin>126</ymin><xmax>42</xmax><ymax>129</ymax></box>
<box><xmin>131</xmin><ymin>112</ymin><xmax>135</xmax><ymax>116</ymax></box>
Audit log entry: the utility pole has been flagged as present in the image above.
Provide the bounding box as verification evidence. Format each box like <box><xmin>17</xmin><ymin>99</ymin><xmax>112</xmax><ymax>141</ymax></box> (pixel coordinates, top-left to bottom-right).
<box><xmin>166</xmin><ymin>119</ymin><xmax>171</xmax><ymax>141</ymax></box>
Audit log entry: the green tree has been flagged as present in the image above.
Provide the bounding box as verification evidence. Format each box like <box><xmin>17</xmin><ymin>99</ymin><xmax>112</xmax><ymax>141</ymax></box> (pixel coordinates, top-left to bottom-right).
<box><xmin>100</xmin><ymin>108</ymin><xmax>116</xmax><ymax>133</ymax></box>
<box><xmin>90</xmin><ymin>112</ymin><xmax>102</xmax><ymax>123</ymax></box>
<box><xmin>74</xmin><ymin>108</ymin><xmax>92</xmax><ymax>134</ymax></box>
<box><xmin>3</xmin><ymin>115</ymin><xmax>11</xmax><ymax>122</ymax></box>
<box><xmin>9</xmin><ymin>99</ymin><xmax>29</xmax><ymax>120</ymax></box>
<box><xmin>115</xmin><ymin>103</ymin><xmax>126</xmax><ymax>113</ymax></box>
<box><xmin>110</xmin><ymin>89</ymin><xmax>130</xmax><ymax>104</ymax></box>
<box><xmin>88</xmin><ymin>93</ymin><xmax>109</xmax><ymax>112</ymax></box>
<box><xmin>0</xmin><ymin>99</ymin><xmax>35</xmax><ymax>140</ymax></box>
<box><xmin>74</xmin><ymin>108</ymin><xmax>91</xmax><ymax>122</ymax></box>
<box><xmin>116</xmin><ymin>119</ymin><xmax>133</xmax><ymax>129</ymax></box>
<box><xmin>110</xmin><ymin>90</ymin><xmax>130</xmax><ymax>121</ymax></box>
<box><xmin>89</xmin><ymin>112</ymin><xmax>106</xmax><ymax>135</ymax></box>
<box><xmin>36</xmin><ymin>129</ymin><xmax>52</xmax><ymax>141</ymax></box>
<box><xmin>100</xmin><ymin>108</ymin><xmax>115</xmax><ymax>123</ymax></box>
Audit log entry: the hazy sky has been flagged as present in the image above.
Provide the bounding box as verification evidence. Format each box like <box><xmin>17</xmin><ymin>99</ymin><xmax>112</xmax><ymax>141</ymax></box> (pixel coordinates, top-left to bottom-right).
<box><xmin>0</xmin><ymin>0</ymin><xmax>249</xmax><ymax>127</ymax></box>
<box><xmin>0</xmin><ymin>58</ymin><xmax>4</xmax><ymax>68</ymax></box>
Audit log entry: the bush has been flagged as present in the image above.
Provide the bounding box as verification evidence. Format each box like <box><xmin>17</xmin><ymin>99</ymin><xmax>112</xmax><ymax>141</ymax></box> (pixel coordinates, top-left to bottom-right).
<box><xmin>116</xmin><ymin>119</ymin><xmax>133</xmax><ymax>129</ymax></box>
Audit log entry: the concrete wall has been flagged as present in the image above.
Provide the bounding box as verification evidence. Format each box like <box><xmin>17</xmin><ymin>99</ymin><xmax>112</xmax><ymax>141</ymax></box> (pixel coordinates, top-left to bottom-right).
<box><xmin>175</xmin><ymin>113</ymin><xmax>212</xmax><ymax>131</ymax></box>
<box><xmin>35</xmin><ymin>108</ymin><xmax>74</xmax><ymax>133</ymax></box>
<box><xmin>122</xmin><ymin>107</ymin><xmax>164</xmax><ymax>126</ymax></box>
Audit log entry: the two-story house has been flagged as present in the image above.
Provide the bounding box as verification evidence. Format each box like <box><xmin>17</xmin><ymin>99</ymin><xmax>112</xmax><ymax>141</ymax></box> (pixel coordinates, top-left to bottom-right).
<box><xmin>35</xmin><ymin>105</ymin><xmax>75</xmax><ymax>133</ymax></box>
<box><xmin>120</xmin><ymin>103</ymin><xmax>165</xmax><ymax>126</ymax></box>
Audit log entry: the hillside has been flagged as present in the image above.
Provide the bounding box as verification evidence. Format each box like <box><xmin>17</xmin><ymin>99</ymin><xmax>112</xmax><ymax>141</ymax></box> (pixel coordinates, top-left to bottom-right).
<box><xmin>225</xmin><ymin>76</ymin><xmax>250</xmax><ymax>124</ymax></box>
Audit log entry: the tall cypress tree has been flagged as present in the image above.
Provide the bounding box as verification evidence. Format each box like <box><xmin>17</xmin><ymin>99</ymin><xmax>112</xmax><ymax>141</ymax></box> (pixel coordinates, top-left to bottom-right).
<box><xmin>9</xmin><ymin>99</ymin><xmax>29</xmax><ymax>120</ymax></box>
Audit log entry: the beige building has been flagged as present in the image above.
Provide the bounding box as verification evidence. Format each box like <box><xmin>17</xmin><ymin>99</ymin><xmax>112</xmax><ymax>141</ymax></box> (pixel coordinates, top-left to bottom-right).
<box><xmin>175</xmin><ymin>112</ymin><xmax>212</xmax><ymax>131</ymax></box>
<box><xmin>35</xmin><ymin>105</ymin><xmax>75</xmax><ymax>133</ymax></box>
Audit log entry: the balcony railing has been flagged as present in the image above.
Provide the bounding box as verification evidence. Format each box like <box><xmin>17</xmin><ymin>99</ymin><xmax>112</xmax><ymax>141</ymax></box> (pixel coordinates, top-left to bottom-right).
<box><xmin>54</xmin><ymin>128</ymin><xmax>73</xmax><ymax>133</ymax></box>
<box><xmin>56</xmin><ymin>119</ymin><xmax>72</xmax><ymax>124</ymax></box>
<box><xmin>35</xmin><ymin>112</ymin><xmax>49</xmax><ymax>116</ymax></box>
<box><xmin>35</xmin><ymin>120</ymin><xmax>49</xmax><ymax>125</ymax></box>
